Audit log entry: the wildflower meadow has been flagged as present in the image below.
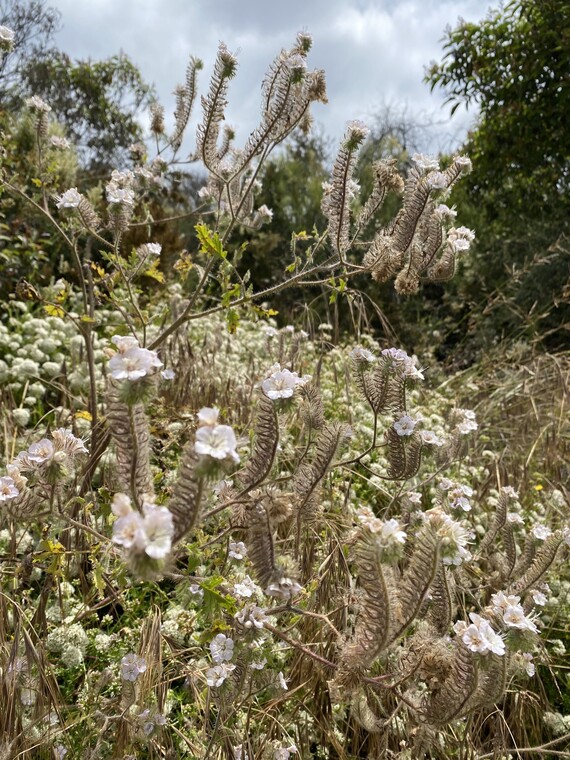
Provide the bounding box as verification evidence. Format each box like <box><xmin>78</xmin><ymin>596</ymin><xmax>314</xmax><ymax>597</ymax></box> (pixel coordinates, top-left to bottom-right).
<box><xmin>0</xmin><ymin>2</ymin><xmax>569</xmax><ymax>758</ymax></box>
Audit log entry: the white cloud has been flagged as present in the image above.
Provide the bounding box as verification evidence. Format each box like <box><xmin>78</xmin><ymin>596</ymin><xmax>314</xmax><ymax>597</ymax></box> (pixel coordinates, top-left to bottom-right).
<box><xmin>47</xmin><ymin>0</ymin><xmax>492</xmax><ymax>153</ymax></box>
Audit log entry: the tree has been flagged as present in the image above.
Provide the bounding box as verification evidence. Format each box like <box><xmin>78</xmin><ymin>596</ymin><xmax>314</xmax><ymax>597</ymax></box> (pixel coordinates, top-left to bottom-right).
<box><xmin>0</xmin><ymin>0</ymin><xmax>61</xmax><ymax>104</ymax></box>
<box><xmin>426</xmin><ymin>0</ymin><xmax>570</xmax><ymax>354</ymax></box>
<box><xmin>427</xmin><ymin>0</ymin><xmax>570</xmax><ymax>219</ymax></box>
<box><xmin>0</xmin><ymin>0</ymin><xmax>154</xmax><ymax>171</ymax></box>
<box><xmin>22</xmin><ymin>52</ymin><xmax>154</xmax><ymax>171</ymax></box>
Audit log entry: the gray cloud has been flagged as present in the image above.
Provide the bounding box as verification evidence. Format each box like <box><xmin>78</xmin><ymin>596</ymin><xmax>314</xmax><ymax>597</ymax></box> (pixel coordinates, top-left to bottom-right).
<box><xmin>48</xmin><ymin>0</ymin><xmax>492</xmax><ymax>154</ymax></box>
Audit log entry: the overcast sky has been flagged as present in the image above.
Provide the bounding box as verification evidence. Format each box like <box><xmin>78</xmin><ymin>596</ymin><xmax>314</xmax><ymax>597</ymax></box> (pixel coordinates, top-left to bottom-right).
<box><xmin>48</xmin><ymin>0</ymin><xmax>493</xmax><ymax>155</ymax></box>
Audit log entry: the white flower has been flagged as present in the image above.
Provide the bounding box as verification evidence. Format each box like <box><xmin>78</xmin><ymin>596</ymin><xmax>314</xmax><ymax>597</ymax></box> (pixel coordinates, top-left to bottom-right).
<box><xmin>111</xmin><ymin>493</ymin><xmax>132</xmax><ymax>517</ymax></box>
<box><xmin>146</xmin><ymin>243</ymin><xmax>162</xmax><ymax>256</ymax></box>
<box><xmin>345</xmin><ymin>119</ymin><xmax>369</xmax><ymax>141</ymax></box>
<box><xmin>0</xmin><ymin>476</ymin><xmax>19</xmax><ymax>502</ymax></box>
<box><xmin>51</xmin><ymin>428</ymin><xmax>89</xmax><ymax>457</ymax></box>
<box><xmin>531</xmin><ymin>590</ymin><xmax>547</xmax><ymax>606</ymax></box>
<box><xmin>455</xmin><ymin>155</ymin><xmax>472</xmax><ymax>171</ymax></box>
<box><xmin>351</xmin><ymin>346</ymin><xmax>376</xmax><ymax>362</ymax></box>
<box><xmin>274</xmin><ymin>745</ymin><xmax>298</xmax><ymax>760</ymax></box>
<box><xmin>434</xmin><ymin>203</ymin><xmax>457</xmax><ymax>220</ymax></box>
<box><xmin>210</xmin><ymin>633</ymin><xmax>234</xmax><ymax>663</ymax></box>
<box><xmin>278</xmin><ymin>671</ymin><xmax>288</xmax><ymax>690</ymax></box>
<box><xmin>112</xmin><ymin>511</ymin><xmax>146</xmax><ymax>551</ymax></box>
<box><xmin>229</xmin><ymin>541</ymin><xmax>247</xmax><ymax>560</ymax></box>
<box><xmin>120</xmin><ymin>653</ymin><xmax>147</xmax><ymax>681</ymax></box>
<box><xmin>205</xmin><ymin>662</ymin><xmax>235</xmax><ymax>687</ymax></box>
<box><xmin>195</xmin><ymin>424</ymin><xmax>240</xmax><ymax>463</ymax></box>
<box><xmin>109</xmin><ymin>346</ymin><xmax>163</xmax><ymax>381</ymax></box>
<box><xmin>106</xmin><ymin>183</ymin><xmax>135</xmax><ymax>205</ymax></box>
<box><xmin>501</xmin><ymin>486</ymin><xmax>519</xmax><ymax>500</ymax></box>
<box><xmin>507</xmin><ymin>511</ymin><xmax>524</xmax><ymax>525</ymax></box>
<box><xmin>412</xmin><ymin>153</ymin><xmax>440</xmax><ymax>171</ymax></box>
<box><xmin>142</xmin><ymin>503</ymin><xmax>174</xmax><ymax>560</ymax></box>
<box><xmin>56</xmin><ymin>188</ymin><xmax>83</xmax><ymax>209</ymax></box>
<box><xmin>262</xmin><ymin>325</ymin><xmax>279</xmax><ymax>338</ymax></box>
<box><xmin>233</xmin><ymin>575</ymin><xmax>260</xmax><ymax>598</ymax></box>
<box><xmin>111</xmin><ymin>334</ymin><xmax>140</xmax><ymax>352</ymax></box>
<box><xmin>161</xmin><ymin>368</ymin><xmax>175</xmax><ymax>380</ymax></box>
<box><xmin>531</xmin><ymin>524</ymin><xmax>552</xmax><ymax>541</ymax></box>
<box><xmin>521</xmin><ymin>652</ymin><xmax>535</xmax><ymax>677</ymax></box>
<box><xmin>189</xmin><ymin>583</ymin><xmax>204</xmax><ymax>599</ymax></box>
<box><xmin>265</xmin><ymin>577</ymin><xmax>303</xmax><ymax>601</ymax></box>
<box><xmin>502</xmin><ymin>604</ymin><xmax>538</xmax><ymax>633</ymax></box>
<box><xmin>27</xmin><ymin>439</ymin><xmax>55</xmax><ymax>465</ymax></box>
<box><xmin>427</xmin><ymin>171</ymin><xmax>448</xmax><ymax>189</ymax></box>
<box><xmin>460</xmin><ymin>613</ymin><xmax>505</xmax><ymax>656</ymax></box>
<box><xmin>235</xmin><ymin>604</ymin><xmax>267</xmax><ymax>630</ymax></box>
<box><xmin>197</xmin><ymin>407</ymin><xmax>220</xmax><ymax>426</ymax></box>
<box><xmin>257</xmin><ymin>204</ymin><xmax>273</xmax><ymax>220</ymax></box>
<box><xmin>261</xmin><ymin>365</ymin><xmax>311</xmax><ymax>400</ymax></box>
<box><xmin>455</xmin><ymin>408</ymin><xmax>478</xmax><ymax>435</ymax></box>
<box><xmin>421</xmin><ymin>430</ymin><xmax>443</xmax><ymax>446</ymax></box>
<box><xmin>249</xmin><ymin>658</ymin><xmax>267</xmax><ymax>670</ymax></box>
<box><xmin>366</xmin><ymin>517</ymin><xmax>407</xmax><ymax>548</ymax></box>
<box><xmin>26</xmin><ymin>95</ymin><xmax>51</xmax><ymax>112</ymax></box>
<box><xmin>197</xmin><ymin>186</ymin><xmax>210</xmax><ymax>199</ymax></box>
<box><xmin>50</xmin><ymin>136</ymin><xmax>70</xmax><ymax>149</ymax></box>
<box><xmin>490</xmin><ymin>591</ymin><xmax>521</xmax><ymax>614</ymax></box>
<box><xmin>393</xmin><ymin>415</ymin><xmax>417</xmax><ymax>437</ymax></box>
<box><xmin>110</xmin><ymin>169</ymin><xmax>135</xmax><ymax>185</ymax></box>
<box><xmin>405</xmin><ymin>491</ymin><xmax>422</xmax><ymax>505</ymax></box>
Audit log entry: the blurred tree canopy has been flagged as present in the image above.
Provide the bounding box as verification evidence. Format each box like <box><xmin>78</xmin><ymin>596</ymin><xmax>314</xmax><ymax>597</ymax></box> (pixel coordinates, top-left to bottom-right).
<box><xmin>0</xmin><ymin>0</ymin><xmax>153</xmax><ymax>171</ymax></box>
<box><xmin>427</xmin><ymin>0</ymin><xmax>570</xmax><ymax>355</ymax></box>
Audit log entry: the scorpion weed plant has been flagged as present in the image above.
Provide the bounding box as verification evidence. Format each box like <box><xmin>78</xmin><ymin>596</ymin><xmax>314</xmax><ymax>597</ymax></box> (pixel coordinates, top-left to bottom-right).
<box><xmin>0</xmin><ymin>26</ymin><xmax>569</xmax><ymax>760</ymax></box>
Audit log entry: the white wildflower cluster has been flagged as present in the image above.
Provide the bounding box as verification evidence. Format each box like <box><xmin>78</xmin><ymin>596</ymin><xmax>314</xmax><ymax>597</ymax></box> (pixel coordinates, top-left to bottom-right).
<box><xmin>356</xmin><ymin>509</ymin><xmax>407</xmax><ymax>552</ymax></box>
<box><xmin>393</xmin><ymin>414</ymin><xmax>418</xmax><ymax>437</ymax></box>
<box><xmin>235</xmin><ymin>604</ymin><xmax>268</xmax><ymax>630</ymax></box>
<box><xmin>229</xmin><ymin>541</ymin><xmax>247</xmax><ymax>560</ymax></box>
<box><xmin>453</xmin><ymin>408</ymin><xmax>478</xmax><ymax>435</ymax></box>
<box><xmin>56</xmin><ymin>187</ymin><xmax>83</xmax><ymax>209</ymax></box>
<box><xmin>25</xmin><ymin>95</ymin><xmax>51</xmax><ymax>113</ymax></box>
<box><xmin>106</xmin><ymin>168</ymin><xmax>135</xmax><ymax>206</ymax></box>
<box><xmin>0</xmin><ymin>305</ymin><xmax>110</xmax><ymax>400</ymax></box>
<box><xmin>434</xmin><ymin>203</ymin><xmax>457</xmax><ymax>221</ymax></box>
<box><xmin>425</xmin><ymin>508</ymin><xmax>472</xmax><ymax>565</ymax></box>
<box><xmin>261</xmin><ymin>363</ymin><xmax>311</xmax><ymax>400</ymax></box>
<box><xmin>111</xmin><ymin>492</ymin><xmax>174</xmax><ymax>561</ymax></box>
<box><xmin>120</xmin><ymin>652</ymin><xmax>147</xmax><ymax>681</ymax></box>
<box><xmin>49</xmin><ymin>135</ymin><xmax>70</xmax><ymax>150</ymax></box>
<box><xmin>438</xmin><ymin>479</ymin><xmax>474</xmax><ymax>512</ymax></box>
<box><xmin>265</xmin><ymin>576</ymin><xmax>303</xmax><ymax>601</ymax></box>
<box><xmin>531</xmin><ymin>523</ymin><xmax>552</xmax><ymax>541</ymax></box>
<box><xmin>381</xmin><ymin>348</ymin><xmax>424</xmax><ymax>381</ymax></box>
<box><xmin>447</xmin><ymin>226</ymin><xmax>475</xmax><ymax>254</ymax></box>
<box><xmin>0</xmin><ymin>429</ymin><xmax>88</xmax><ymax>509</ymax></box>
<box><xmin>490</xmin><ymin>591</ymin><xmax>539</xmax><ymax>634</ymax></box>
<box><xmin>426</xmin><ymin>171</ymin><xmax>449</xmax><ymax>190</ymax></box>
<box><xmin>137</xmin><ymin>707</ymin><xmax>167</xmax><ymax>737</ymax></box>
<box><xmin>210</xmin><ymin>633</ymin><xmax>234</xmax><ymax>663</ymax></box>
<box><xmin>344</xmin><ymin>119</ymin><xmax>369</xmax><ymax>144</ymax></box>
<box><xmin>206</xmin><ymin>633</ymin><xmax>236</xmax><ymax>687</ymax></box>
<box><xmin>233</xmin><ymin>575</ymin><xmax>261</xmax><ymax>599</ymax></box>
<box><xmin>453</xmin><ymin>613</ymin><xmax>505</xmax><ymax>656</ymax></box>
<box><xmin>108</xmin><ymin>334</ymin><xmax>163</xmax><ymax>382</ymax></box>
<box><xmin>411</xmin><ymin>153</ymin><xmax>440</xmax><ymax>172</ymax></box>
<box><xmin>194</xmin><ymin>407</ymin><xmax>240</xmax><ymax>464</ymax></box>
<box><xmin>273</xmin><ymin>742</ymin><xmax>298</xmax><ymax>759</ymax></box>
<box><xmin>350</xmin><ymin>346</ymin><xmax>376</xmax><ymax>363</ymax></box>
<box><xmin>46</xmin><ymin>622</ymin><xmax>89</xmax><ymax>667</ymax></box>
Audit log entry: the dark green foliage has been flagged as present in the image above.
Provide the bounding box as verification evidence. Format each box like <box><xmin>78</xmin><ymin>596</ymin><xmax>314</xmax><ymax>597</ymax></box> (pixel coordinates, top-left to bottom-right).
<box><xmin>427</xmin><ymin>0</ymin><xmax>570</xmax><ymax>355</ymax></box>
<box><xmin>22</xmin><ymin>52</ymin><xmax>153</xmax><ymax>171</ymax></box>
